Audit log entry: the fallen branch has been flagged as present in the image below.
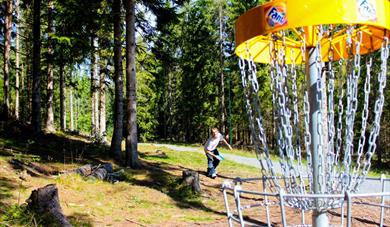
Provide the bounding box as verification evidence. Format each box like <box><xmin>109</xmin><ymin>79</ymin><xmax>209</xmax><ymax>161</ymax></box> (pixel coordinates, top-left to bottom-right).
<box><xmin>9</xmin><ymin>159</ymin><xmax>51</xmax><ymax>178</ymax></box>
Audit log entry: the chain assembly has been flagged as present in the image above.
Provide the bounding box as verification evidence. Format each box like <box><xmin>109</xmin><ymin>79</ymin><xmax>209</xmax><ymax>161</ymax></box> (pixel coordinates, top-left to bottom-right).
<box><xmin>238</xmin><ymin>25</ymin><xmax>388</xmax><ymax>211</ymax></box>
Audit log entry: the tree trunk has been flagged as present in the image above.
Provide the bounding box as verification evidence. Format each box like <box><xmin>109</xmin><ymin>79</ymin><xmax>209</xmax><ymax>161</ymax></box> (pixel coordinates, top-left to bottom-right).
<box><xmin>91</xmin><ymin>37</ymin><xmax>99</xmax><ymax>137</ymax></box>
<box><xmin>219</xmin><ymin>3</ymin><xmax>226</xmax><ymax>134</ymax></box>
<box><xmin>3</xmin><ymin>0</ymin><xmax>13</xmax><ymax>120</ymax></box>
<box><xmin>69</xmin><ymin>88</ymin><xmax>74</xmax><ymax>131</ymax></box>
<box><xmin>32</xmin><ymin>0</ymin><xmax>42</xmax><ymax>133</ymax></box>
<box><xmin>45</xmin><ymin>0</ymin><xmax>55</xmax><ymax>132</ymax></box>
<box><xmin>27</xmin><ymin>61</ymin><xmax>32</xmax><ymax>123</ymax></box>
<box><xmin>15</xmin><ymin>0</ymin><xmax>20</xmax><ymax>120</ymax></box>
<box><xmin>75</xmin><ymin>98</ymin><xmax>79</xmax><ymax>131</ymax></box>
<box><xmin>99</xmin><ymin>63</ymin><xmax>107</xmax><ymax>141</ymax></box>
<box><xmin>110</xmin><ymin>0</ymin><xmax>124</xmax><ymax>161</ymax></box>
<box><xmin>124</xmin><ymin>0</ymin><xmax>141</xmax><ymax>168</ymax></box>
<box><xmin>20</xmin><ymin>63</ymin><xmax>25</xmax><ymax>120</ymax></box>
<box><xmin>60</xmin><ymin>63</ymin><xmax>66</xmax><ymax>131</ymax></box>
<box><xmin>27</xmin><ymin>184</ymin><xmax>72</xmax><ymax>227</ymax></box>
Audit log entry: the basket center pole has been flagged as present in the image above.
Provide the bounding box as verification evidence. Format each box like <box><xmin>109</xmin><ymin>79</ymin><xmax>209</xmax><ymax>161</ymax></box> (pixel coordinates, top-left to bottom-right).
<box><xmin>305</xmin><ymin>25</ymin><xmax>329</xmax><ymax>227</ymax></box>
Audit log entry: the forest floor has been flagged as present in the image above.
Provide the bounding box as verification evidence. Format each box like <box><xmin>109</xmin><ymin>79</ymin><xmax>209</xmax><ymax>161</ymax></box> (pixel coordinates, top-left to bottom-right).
<box><xmin>0</xmin><ymin>122</ymin><xmax>389</xmax><ymax>226</ymax></box>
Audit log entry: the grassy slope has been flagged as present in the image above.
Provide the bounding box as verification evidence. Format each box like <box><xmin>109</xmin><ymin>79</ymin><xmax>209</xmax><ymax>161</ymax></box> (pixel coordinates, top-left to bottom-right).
<box><xmin>158</xmin><ymin>143</ymin><xmax>390</xmax><ymax>178</ymax></box>
<box><xmin>0</xmin><ymin>133</ymin><xmax>259</xmax><ymax>227</ymax></box>
<box><xmin>1</xmin><ymin>129</ymin><xmax>389</xmax><ymax>226</ymax></box>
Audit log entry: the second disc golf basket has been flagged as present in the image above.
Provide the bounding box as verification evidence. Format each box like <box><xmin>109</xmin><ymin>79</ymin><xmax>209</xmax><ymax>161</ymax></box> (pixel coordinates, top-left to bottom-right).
<box><xmin>221</xmin><ymin>0</ymin><xmax>390</xmax><ymax>226</ymax></box>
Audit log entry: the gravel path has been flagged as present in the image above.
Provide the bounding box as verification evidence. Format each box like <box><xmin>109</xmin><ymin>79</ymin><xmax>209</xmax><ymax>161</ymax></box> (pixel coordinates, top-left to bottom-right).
<box><xmin>146</xmin><ymin>143</ymin><xmax>389</xmax><ymax>193</ymax></box>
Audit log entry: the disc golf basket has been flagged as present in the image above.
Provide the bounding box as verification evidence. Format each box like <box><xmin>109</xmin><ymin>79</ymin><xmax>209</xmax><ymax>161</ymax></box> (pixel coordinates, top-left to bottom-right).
<box><xmin>221</xmin><ymin>0</ymin><xmax>390</xmax><ymax>226</ymax></box>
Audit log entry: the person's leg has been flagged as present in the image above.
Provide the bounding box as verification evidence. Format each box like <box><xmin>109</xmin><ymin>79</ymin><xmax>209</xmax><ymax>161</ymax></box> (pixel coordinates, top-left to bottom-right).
<box><xmin>211</xmin><ymin>149</ymin><xmax>220</xmax><ymax>177</ymax></box>
<box><xmin>212</xmin><ymin>149</ymin><xmax>221</xmax><ymax>168</ymax></box>
<box><xmin>206</xmin><ymin>153</ymin><xmax>214</xmax><ymax>176</ymax></box>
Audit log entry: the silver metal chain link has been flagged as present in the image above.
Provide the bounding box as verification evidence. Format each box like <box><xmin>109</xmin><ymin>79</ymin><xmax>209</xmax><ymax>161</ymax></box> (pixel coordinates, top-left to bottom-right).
<box><xmin>355</xmin><ymin>37</ymin><xmax>389</xmax><ymax>190</ymax></box>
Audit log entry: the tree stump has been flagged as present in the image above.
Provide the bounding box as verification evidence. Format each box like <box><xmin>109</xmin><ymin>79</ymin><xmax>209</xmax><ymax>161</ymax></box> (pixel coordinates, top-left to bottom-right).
<box><xmin>27</xmin><ymin>184</ymin><xmax>72</xmax><ymax>227</ymax></box>
<box><xmin>182</xmin><ymin>170</ymin><xmax>201</xmax><ymax>194</ymax></box>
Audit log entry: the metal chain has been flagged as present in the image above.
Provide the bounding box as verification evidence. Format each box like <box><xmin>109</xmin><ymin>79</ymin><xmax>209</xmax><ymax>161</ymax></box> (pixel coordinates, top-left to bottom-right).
<box><xmin>341</xmin><ymin>27</ymin><xmax>361</xmax><ymax>191</ymax></box>
<box><xmin>236</xmin><ymin>26</ymin><xmax>388</xmax><ymax>210</ymax></box>
<box><xmin>326</xmin><ymin>33</ymin><xmax>337</xmax><ymax>192</ymax></box>
<box><xmin>355</xmin><ymin>37</ymin><xmax>389</xmax><ymax>190</ymax></box>
<box><xmin>291</xmin><ymin>47</ymin><xmax>306</xmax><ymax>195</ymax></box>
<box><xmin>350</xmin><ymin>56</ymin><xmax>372</xmax><ymax>190</ymax></box>
<box><xmin>304</xmin><ymin>91</ymin><xmax>313</xmax><ymax>193</ymax></box>
<box><xmin>315</xmin><ymin>25</ymin><xmax>325</xmax><ymax>193</ymax></box>
<box><xmin>240</xmin><ymin>42</ymin><xmax>281</xmax><ymax>192</ymax></box>
<box><xmin>273</xmin><ymin>33</ymin><xmax>292</xmax><ymax>193</ymax></box>
<box><xmin>347</xmin><ymin>30</ymin><xmax>362</xmax><ymax>190</ymax></box>
<box><xmin>333</xmin><ymin>59</ymin><xmax>345</xmax><ymax>189</ymax></box>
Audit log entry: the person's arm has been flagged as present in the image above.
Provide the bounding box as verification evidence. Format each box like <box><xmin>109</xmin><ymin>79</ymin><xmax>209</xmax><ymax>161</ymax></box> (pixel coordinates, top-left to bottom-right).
<box><xmin>204</xmin><ymin>148</ymin><xmax>219</xmax><ymax>159</ymax></box>
<box><xmin>222</xmin><ymin>139</ymin><xmax>233</xmax><ymax>150</ymax></box>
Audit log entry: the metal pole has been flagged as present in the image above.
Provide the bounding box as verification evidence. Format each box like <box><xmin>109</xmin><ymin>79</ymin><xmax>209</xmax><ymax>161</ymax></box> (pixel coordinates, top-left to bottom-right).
<box><xmin>279</xmin><ymin>189</ymin><xmax>287</xmax><ymax>226</ymax></box>
<box><xmin>380</xmin><ymin>174</ymin><xmax>386</xmax><ymax>227</ymax></box>
<box><xmin>234</xmin><ymin>185</ymin><xmax>245</xmax><ymax>227</ymax></box>
<box><xmin>306</xmin><ymin>37</ymin><xmax>329</xmax><ymax>226</ymax></box>
<box><xmin>346</xmin><ymin>191</ymin><xmax>352</xmax><ymax>227</ymax></box>
<box><xmin>222</xmin><ymin>181</ymin><xmax>234</xmax><ymax>227</ymax></box>
<box><xmin>263</xmin><ymin>176</ymin><xmax>271</xmax><ymax>227</ymax></box>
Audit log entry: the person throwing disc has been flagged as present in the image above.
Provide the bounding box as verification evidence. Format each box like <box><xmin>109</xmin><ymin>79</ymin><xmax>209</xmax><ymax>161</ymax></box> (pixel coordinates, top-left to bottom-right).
<box><xmin>204</xmin><ymin>128</ymin><xmax>232</xmax><ymax>179</ymax></box>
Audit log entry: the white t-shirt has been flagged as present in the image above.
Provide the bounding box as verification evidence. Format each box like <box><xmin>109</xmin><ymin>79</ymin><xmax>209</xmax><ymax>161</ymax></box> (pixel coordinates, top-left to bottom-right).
<box><xmin>204</xmin><ymin>132</ymin><xmax>224</xmax><ymax>151</ymax></box>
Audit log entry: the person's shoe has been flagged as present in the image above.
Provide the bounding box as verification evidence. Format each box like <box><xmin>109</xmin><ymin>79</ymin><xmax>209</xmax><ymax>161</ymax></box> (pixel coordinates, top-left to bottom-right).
<box><xmin>211</xmin><ymin>173</ymin><xmax>217</xmax><ymax>179</ymax></box>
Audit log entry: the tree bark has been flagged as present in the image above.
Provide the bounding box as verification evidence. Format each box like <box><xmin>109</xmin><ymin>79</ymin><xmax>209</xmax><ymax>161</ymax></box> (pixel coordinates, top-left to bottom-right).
<box><xmin>27</xmin><ymin>184</ymin><xmax>72</xmax><ymax>227</ymax></box>
<box><xmin>219</xmin><ymin>3</ymin><xmax>226</xmax><ymax>134</ymax></box>
<box><xmin>75</xmin><ymin>98</ymin><xmax>79</xmax><ymax>131</ymax></box>
<box><xmin>60</xmin><ymin>63</ymin><xmax>66</xmax><ymax>131</ymax></box>
<box><xmin>27</xmin><ymin>60</ymin><xmax>32</xmax><ymax>123</ymax></box>
<box><xmin>99</xmin><ymin>63</ymin><xmax>107</xmax><ymax>141</ymax></box>
<box><xmin>3</xmin><ymin>0</ymin><xmax>13</xmax><ymax>120</ymax></box>
<box><xmin>32</xmin><ymin>0</ymin><xmax>42</xmax><ymax>133</ymax></box>
<box><xmin>182</xmin><ymin>170</ymin><xmax>201</xmax><ymax>194</ymax></box>
<box><xmin>45</xmin><ymin>0</ymin><xmax>55</xmax><ymax>132</ymax></box>
<box><xmin>15</xmin><ymin>0</ymin><xmax>20</xmax><ymax>120</ymax></box>
<box><xmin>110</xmin><ymin>0</ymin><xmax>124</xmax><ymax>161</ymax></box>
<box><xmin>69</xmin><ymin>88</ymin><xmax>74</xmax><ymax>131</ymax></box>
<box><xmin>124</xmin><ymin>0</ymin><xmax>141</xmax><ymax>168</ymax></box>
<box><xmin>91</xmin><ymin>37</ymin><xmax>99</xmax><ymax>137</ymax></box>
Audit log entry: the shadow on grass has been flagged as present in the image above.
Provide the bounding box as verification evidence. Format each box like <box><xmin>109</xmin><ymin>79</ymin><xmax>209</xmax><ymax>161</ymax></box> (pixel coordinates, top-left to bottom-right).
<box><xmin>0</xmin><ymin>121</ymin><xmax>226</xmax><ymax>217</ymax></box>
<box><xmin>122</xmin><ymin>161</ymin><xmax>226</xmax><ymax>216</ymax></box>
<box><xmin>68</xmin><ymin>212</ymin><xmax>94</xmax><ymax>227</ymax></box>
<box><xmin>0</xmin><ymin>177</ymin><xmax>39</xmax><ymax>226</ymax></box>
<box><xmin>0</xmin><ymin>120</ymin><xmax>118</xmax><ymax>169</ymax></box>
<box><xmin>0</xmin><ymin>177</ymin><xmax>18</xmax><ymax>209</ymax></box>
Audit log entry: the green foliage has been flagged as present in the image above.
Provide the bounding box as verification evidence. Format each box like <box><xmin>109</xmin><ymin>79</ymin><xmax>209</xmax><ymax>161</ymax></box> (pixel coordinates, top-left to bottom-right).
<box><xmin>137</xmin><ymin>44</ymin><xmax>158</xmax><ymax>141</ymax></box>
<box><xmin>0</xmin><ymin>204</ymin><xmax>41</xmax><ymax>227</ymax></box>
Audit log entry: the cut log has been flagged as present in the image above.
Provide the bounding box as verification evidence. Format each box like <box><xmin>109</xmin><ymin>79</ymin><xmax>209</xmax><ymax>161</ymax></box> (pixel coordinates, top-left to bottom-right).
<box><xmin>61</xmin><ymin>163</ymin><xmax>119</xmax><ymax>182</ymax></box>
<box><xmin>182</xmin><ymin>170</ymin><xmax>202</xmax><ymax>194</ymax></box>
<box><xmin>75</xmin><ymin>164</ymin><xmax>93</xmax><ymax>176</ymax></box>
<box><xmin>89</xmin><ymin>163</ymin><xmax>113</xmax><ymax>180</ymax></box>
<box><xmin>27</xmin><ymin>184</ymin><xmax>72</xmax><ymax>227</ymax></box>
<box><xmin>9</xmin><ymin>159</ymin><xmax>48</xmax><ymax>178</ymax></box>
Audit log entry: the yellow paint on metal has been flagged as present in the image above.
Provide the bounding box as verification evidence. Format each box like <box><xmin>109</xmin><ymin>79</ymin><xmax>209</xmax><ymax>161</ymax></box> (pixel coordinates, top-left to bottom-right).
<box><xmin>235</xmin><ymin>0</ymin><xmax>390</xmax><ymax>64</ymax></box>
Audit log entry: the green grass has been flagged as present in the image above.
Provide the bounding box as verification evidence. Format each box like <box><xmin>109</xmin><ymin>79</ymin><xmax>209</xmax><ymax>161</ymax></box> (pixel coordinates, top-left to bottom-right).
<box><xmin>139</xmin><ymin>144</ymin><xmax>260</xmax><ymax>177</ymax></box>
<box><xmin>0</xmin><ymin>205</ymin><xmax>42</xmax><ymax>227</ymax></box>
<box><xmin>141</xmin><ymin>143</ymin><xmax>390</xmax><ymax>178</ymax></box>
